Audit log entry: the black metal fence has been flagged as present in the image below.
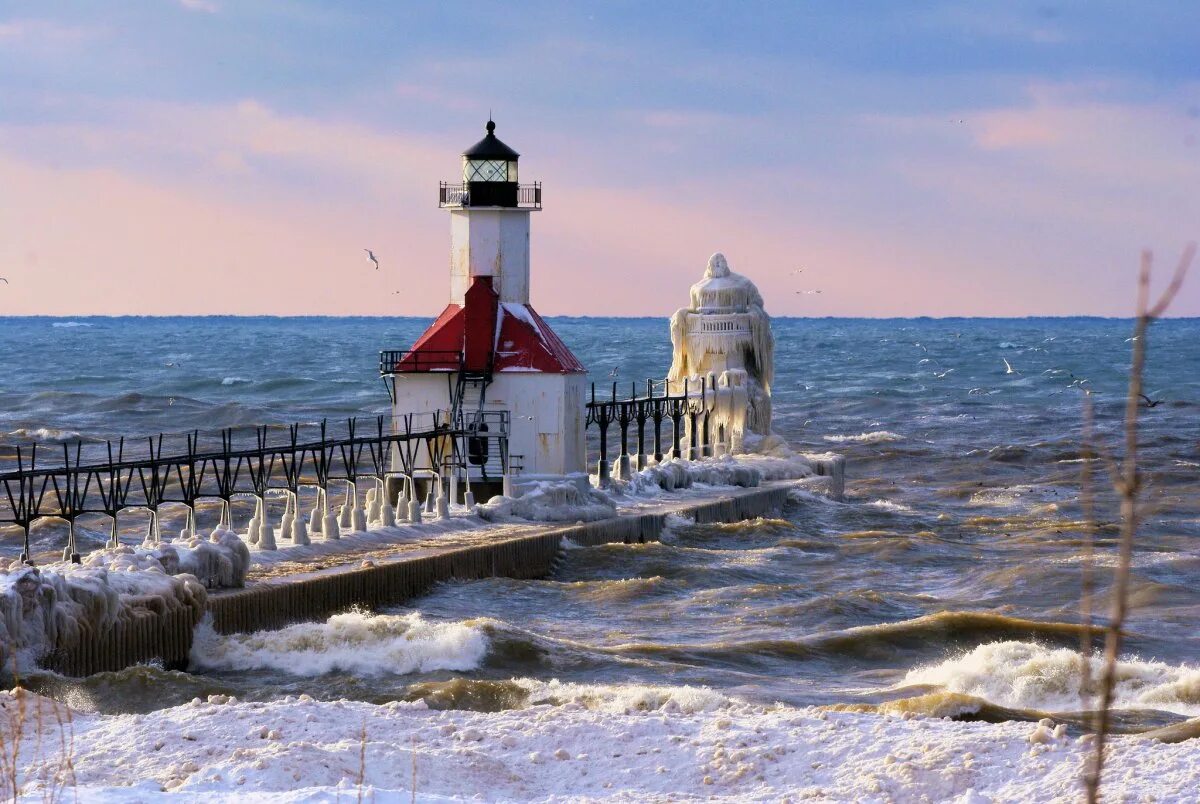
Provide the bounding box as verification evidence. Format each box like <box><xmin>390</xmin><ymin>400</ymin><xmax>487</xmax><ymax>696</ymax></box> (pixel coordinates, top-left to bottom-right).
<box><xmin>0</xmin><ymin>413</ymin><xmax>508</xmax><ymax>563</ymax></box>
<box><xmin>585</xmin><ymin>378</ymin><xmax>716</xmax><ymax>484</ymax></box>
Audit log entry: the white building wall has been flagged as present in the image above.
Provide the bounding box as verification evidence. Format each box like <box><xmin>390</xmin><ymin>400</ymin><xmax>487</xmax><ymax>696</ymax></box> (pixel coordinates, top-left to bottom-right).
<box><xmin>485</xmin><ymin>373</ymin><xmax>585</xmax><ymax>476</ymax></box>
<box><xmin>449</xmin><ymin>209</ymin><xmax>531</xmax><ymax>305</ymax></box>
<box><xmin>389</xmin><ymin>371</ymin><xmax>586</xmax><ymax>478</ymax></box>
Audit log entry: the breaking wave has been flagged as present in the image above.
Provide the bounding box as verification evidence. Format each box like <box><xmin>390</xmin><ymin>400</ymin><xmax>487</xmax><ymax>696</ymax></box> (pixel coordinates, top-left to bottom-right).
<box><xmin>7</xmin><ymin>427</ymin><xmax>84</xmax><ymax>442</ymax></box>
<box><xmin>221</xmin><ymin>376</ymin><xmax>252</xmax><ymax>386</ymax></box>
<box><xmin>190</xmin><ymin>611</ymin><xmax>490</xmax><ymax>677</ymax></box>
<box><xmin>903</xmin><ymin>641</ymin><xmax>1200</xmax><ymax>717</ymax></box>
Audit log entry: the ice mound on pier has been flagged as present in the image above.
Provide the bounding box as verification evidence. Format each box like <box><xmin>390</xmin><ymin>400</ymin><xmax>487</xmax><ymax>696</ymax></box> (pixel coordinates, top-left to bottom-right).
<box><xmin>0</xmin><ymin>560</ymin><xmax>206</xmax><ymax>673</ymax></box>
<box><xmin>85</xmin><ymin>530</ymin><xmax>251</xmax><ymax>590</ymax></box>
<box><xmin>475</xmin><ymin>480</ymin><xmax>617</xmax><ymax>523</ymax></box>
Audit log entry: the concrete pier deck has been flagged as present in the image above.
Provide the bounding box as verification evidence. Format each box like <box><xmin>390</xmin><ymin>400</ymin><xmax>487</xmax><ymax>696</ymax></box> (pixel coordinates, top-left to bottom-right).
<box><xmin>42</xmin><ymin>481</ymin><xmax>798</xmax><ymax>677</ymax></box>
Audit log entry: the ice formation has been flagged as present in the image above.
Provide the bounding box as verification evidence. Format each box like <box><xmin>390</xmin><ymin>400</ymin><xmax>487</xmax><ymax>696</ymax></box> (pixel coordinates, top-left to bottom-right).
<box><xmin>0</xmin><ymin>560</ymin><xmax>206</xmax><ymax>673</ymax></box>
<box><xmin>475</xmin><ymin>480</ymin><xmax>617</xmax><ymax>523</ymax></box>
<box><xmin>0</xmin><ymin>527</ymin><xmax>250</xmax><ymax>672</ymax></box>
<box><xmin>668</xmin><ymin>252</ymin><xmax>775</xmax><ymax>454</ymax></box>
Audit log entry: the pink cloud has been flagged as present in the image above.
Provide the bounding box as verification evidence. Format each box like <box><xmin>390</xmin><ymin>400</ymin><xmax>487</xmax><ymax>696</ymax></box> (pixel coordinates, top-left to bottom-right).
<box><xmin>2</xmin><ymin>96</ymin><xmax>1196</xmax><ymax>318</ymax></box>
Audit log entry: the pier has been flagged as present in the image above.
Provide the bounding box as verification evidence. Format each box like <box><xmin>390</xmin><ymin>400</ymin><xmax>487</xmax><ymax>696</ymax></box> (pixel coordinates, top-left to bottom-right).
<box><xmin>37</xmin><ymin>481</ymin><xmax>796</xmax><ymax>677</ymax></box>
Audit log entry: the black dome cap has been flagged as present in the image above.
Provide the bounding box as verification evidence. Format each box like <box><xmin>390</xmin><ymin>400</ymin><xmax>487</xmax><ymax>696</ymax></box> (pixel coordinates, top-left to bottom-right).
<box><xmin>463</xmin><ymin>120</ymin><xmax>520</xmax><ymax>160</ymax></box>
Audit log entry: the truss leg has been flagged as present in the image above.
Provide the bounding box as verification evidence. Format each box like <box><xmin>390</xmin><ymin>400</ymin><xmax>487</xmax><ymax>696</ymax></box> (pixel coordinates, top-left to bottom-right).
<box><xmin>247</xmin><ymin>497</ymin><xmax>262</xmax><ymax>545</ymax></box>
<box><xmin>380</xmin><ymin>486</ymin><xmax>396</xmax><ymax>527</ymax></box>
<box><xmin>350</xmin><ymin>481</ymin><xmax>367</xmax><ymax>532</ymax></box>
<box><xmin>108</xmin><ymin>514</ymin><xmax>120</xmax><ymax>549</ymax></box>
<box><xmin>280</xmin><ymin>493</ymin><xmax>295</xmax><ymax>542</ymax></box>
<box><xmin>64</xmin><ymin>520</ymin><xmax>80</xmax><ymax>563</ymax></box>
<box><xmin>436</xmin><ymin>482</ymin><xmax>450</xmax><ymax>520</ymax></box>
<box><xmin>290</xmin><ymin>492</ymin><xmax>310</xmax><ymax>546</ymax></box>
<box><xmin>308</xmin><ymin>490</ymin><xmax>323</xmax><ymax>538</ymax></box>
<box><xmin>257</xmin><ymin>495</ymin><xmax>277</xmax><ymax>550</ymax></box>
<box><xmin>323</xmin><ymin>486</ymin><xmax>341</xmax><ymax>541</ymax></box>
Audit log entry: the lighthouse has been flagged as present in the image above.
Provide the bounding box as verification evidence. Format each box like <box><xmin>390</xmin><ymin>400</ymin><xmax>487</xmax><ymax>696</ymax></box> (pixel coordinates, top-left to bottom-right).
<box><xmin>381</xmin><ymin>121</ymin><xmax>588</xmax><ymax>500</ymax></box>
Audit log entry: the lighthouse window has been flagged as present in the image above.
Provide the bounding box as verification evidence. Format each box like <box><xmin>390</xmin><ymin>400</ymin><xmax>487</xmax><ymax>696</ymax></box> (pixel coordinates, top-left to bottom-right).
<box><xmin>464</xmin><ymin>159</ymin><xmax>516</xmax><ymax>182</ymax></box>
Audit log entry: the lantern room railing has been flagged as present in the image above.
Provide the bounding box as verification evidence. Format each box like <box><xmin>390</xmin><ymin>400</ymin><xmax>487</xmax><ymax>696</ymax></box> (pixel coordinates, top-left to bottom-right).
<box><xmin>379</xmin><ymin>350</ymin><xmax>463</xmax><ymax>375</ymax></box>
<box><xmin>438</xmin><ymin>182</ymin><xmax>542</xmax><ymax>209</ymax></box>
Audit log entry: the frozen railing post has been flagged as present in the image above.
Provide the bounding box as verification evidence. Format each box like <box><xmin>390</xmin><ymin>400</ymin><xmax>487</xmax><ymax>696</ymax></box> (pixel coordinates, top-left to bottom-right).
<box><xmin>0</xmin><ymin>403</ymin><xmax>500</xmax><ymax>563</ymax></box>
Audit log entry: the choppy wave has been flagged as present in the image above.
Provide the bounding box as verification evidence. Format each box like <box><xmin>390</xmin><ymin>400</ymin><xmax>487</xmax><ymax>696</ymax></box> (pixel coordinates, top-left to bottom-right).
<box><xmin>51</xmin><ymin>321</ymin><xmax>93</xmax><ymax>328</ymax></box>
<box><xmin>823</xmin><ymin>431</ymin><xmax>904</xmax><ymax>444</ymax></box>
<box><xmin>904</xmin><ymin>641</ymin><xmax>1200</xmax><ymax>717</ymax></box>
<box><xmin>602</xmin><ymin>612</ymin><xmax>1097</xmax><ymax>665</ymax></box>
<box><xmin>221</xmin><ymin>376</ymin><xmax>253</xmax><ymax>386</ymax></box>
<box><xmin>190</xmin><ymin>611</ymin><xmax>490</xmax><ymax>677</ymax></box>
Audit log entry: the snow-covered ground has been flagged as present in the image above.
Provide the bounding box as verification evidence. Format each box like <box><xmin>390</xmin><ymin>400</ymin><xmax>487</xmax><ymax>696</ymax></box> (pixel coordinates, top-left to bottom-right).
<box><xmin>7</xmin><ymin>685</ymin><xmax>1198</xmax><ymax>802</ymax></box>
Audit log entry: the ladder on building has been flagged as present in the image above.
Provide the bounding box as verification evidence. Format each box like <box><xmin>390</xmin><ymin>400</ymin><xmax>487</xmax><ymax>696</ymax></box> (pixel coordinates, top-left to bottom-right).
<box><xmin>452</xmin><ymin>369</ymin><xmax>494</xmax><ymax>471</ymax></box>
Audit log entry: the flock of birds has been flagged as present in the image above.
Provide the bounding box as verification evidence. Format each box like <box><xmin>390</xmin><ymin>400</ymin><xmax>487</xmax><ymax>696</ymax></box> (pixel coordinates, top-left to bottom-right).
<box><xmin>791</xmin><ymin>267</ymin><xmax>822</xmax><ymax>295</ymax></box>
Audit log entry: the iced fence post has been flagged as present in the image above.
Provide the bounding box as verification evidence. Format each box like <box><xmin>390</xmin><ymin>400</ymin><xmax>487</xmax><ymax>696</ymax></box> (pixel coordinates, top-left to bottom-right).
<box><xmin>280</xmin><ymin>492</ymin><xmax>295</xmax><ymax>543</ymax></box>
<box><xmin>257</xmin><ymin>495</ymin><xmax>277</xmax><ymax>550</ymax></box>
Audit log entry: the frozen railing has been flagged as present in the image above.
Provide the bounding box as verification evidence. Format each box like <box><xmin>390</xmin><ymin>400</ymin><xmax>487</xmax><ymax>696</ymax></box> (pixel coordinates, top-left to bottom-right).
<box><xmin>585</xmin><ymin>378</ymin><xmax>717</xmax><ymax>484</ymax></box>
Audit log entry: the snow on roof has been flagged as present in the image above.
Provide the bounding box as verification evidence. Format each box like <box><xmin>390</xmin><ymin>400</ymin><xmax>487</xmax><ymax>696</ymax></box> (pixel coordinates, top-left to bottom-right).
<box><xmin>397</xmin><ymin>294</ymin><xmax>585</xmax><ymax>375</ymax></box>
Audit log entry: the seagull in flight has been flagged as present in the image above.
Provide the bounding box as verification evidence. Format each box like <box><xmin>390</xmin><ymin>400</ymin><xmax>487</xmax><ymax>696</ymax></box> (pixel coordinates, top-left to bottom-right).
<box><xmin>1002</xmin><ymin>357</ymin><xmax>1021</xmax><ymax>376</ymax></box>
<box><xmin>1138</xmin><ymin>393</ymin><xmax>1164</xmax><ymax>408</ymax></box>
<box><xmin>364</xmin><ymin>249</ymin><xmax>380</xmax><ymax>270</ymax></box>
<box><xmin>608</xmin><ymin>367</ymin><xmax>619</xmax><ymax>378</ymax></box>
<box><xmin>0</xmin><ymin>277</ymin><xmax>8</xmax><ymax>284</ymax></box>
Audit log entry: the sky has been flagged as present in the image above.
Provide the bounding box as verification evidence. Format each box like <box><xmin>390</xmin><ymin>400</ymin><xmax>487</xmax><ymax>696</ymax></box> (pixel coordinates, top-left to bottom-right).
<box><xmin>1</xmin><ymin>1</ymin><xmax>1198</xmax><ymax>317</ymax></box>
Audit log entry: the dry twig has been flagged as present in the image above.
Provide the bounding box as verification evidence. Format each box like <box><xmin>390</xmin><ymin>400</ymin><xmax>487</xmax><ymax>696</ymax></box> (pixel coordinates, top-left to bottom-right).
<box><xmin>1084</xmin><ymin>244</ymin><xmax>1193</xmax><ymax>803</ymax></box>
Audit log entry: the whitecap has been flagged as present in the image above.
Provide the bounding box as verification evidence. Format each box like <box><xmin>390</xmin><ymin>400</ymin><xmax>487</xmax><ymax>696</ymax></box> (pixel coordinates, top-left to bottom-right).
<box><xmin>866</xmin><ymin>499</ymin><xmax>915</xmax><ymax>514</ymax></box>
<box><xmin>822</xmin><ymin>431</ymin><xmax>903</xmax><ymax>445</ymax></box>
<box><xmin>51</xmin><ymin>321</ymin><xmax>93</xmax><ymax>328</ymax></box>
<box><xmin>221</xmin><ymin>377</ymin><xmax>252</xmax><ymax>386</ymax></box>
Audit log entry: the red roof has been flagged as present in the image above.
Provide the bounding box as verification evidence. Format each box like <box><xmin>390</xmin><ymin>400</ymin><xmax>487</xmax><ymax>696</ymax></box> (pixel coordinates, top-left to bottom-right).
<box><xmin>394</xmin><ymin>277</ymin><xmax>584</xmax><ymax>374</ymax></box>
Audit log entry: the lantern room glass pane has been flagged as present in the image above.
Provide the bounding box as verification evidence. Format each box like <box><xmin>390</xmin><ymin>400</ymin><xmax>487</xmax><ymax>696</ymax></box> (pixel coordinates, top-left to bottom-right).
<box><xmin>464</xmin><ymin>159</ymin><xmax>511</xmax><ymax>182</ymax></box>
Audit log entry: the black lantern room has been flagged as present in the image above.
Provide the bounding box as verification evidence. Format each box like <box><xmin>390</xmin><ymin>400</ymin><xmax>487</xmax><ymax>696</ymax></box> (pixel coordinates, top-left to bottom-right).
<box><xmin>461</xmin><ymin>120</ymin><xmax>520</xmax><ymax>207</ymax></box>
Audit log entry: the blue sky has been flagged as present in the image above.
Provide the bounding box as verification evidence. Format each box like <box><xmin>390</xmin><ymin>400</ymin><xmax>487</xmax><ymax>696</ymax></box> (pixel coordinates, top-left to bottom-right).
<box><xmin>1</xmin><ymin>1</ymin><xmax>1198</xmax><ymax>316</ymax></box>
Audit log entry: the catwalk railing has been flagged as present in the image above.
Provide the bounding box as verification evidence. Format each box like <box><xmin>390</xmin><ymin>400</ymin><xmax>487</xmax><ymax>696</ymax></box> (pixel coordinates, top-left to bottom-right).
<box><xmin>585</xmin><ymin>378</ymin><xmax>716</xmax><ymax>484</ymax></box>
<box><xmin>0</xmin><ymin>412</ymin><xmax>508</xmax><ymax>564</ymax></box>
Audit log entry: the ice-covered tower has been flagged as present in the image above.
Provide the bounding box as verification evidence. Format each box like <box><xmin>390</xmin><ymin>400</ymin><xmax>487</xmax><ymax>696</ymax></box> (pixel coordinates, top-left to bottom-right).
<box><xmin>668</xmin><ymin>253</ymin><xmax>774</xmax><ymax>454</ymax></box>
<box><xmin>382</xmin><ymin>121</ymin><xmax>588</xmax><ymax>498</ymax></box>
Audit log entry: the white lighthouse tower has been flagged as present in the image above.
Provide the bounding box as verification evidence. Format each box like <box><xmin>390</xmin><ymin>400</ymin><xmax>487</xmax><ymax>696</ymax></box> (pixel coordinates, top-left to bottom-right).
<box><xmin>382</xmin><ymin>121</ymin><xmax>588</xmax><ymax>499</ymax></box>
